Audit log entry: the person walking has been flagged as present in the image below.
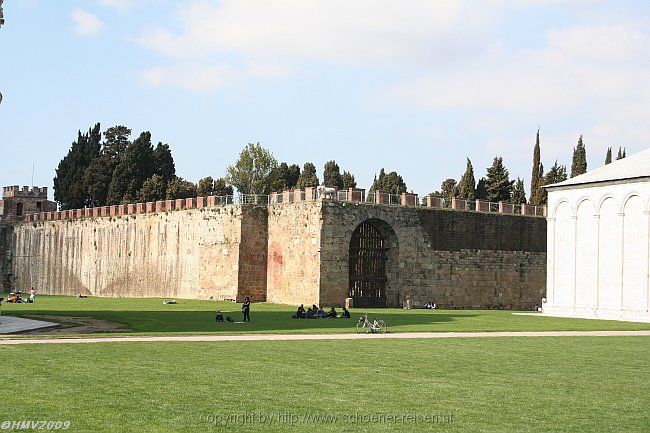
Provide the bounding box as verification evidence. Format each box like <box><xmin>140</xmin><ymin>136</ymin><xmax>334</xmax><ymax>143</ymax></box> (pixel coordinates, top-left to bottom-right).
<box><xmin>28</xmin><ymin>287</ymin><xmax>36</xmax><ymax>303</ymax></box>
<box><xmin>242</xmin><ymin>296</ymin><xmax>251</xmax><ymax>322</ymax></box>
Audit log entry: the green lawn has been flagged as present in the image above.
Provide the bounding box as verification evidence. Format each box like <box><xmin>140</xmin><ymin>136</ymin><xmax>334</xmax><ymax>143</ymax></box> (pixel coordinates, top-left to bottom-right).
<box><xmin>2</xmin><ymin>295</ymin><xmax>650</xmax><ymax>336</ymax></box>
<box><xmin>3</xmin><ymin>337</ymin><xmax>648</xmax><ymax>432</ymax></box>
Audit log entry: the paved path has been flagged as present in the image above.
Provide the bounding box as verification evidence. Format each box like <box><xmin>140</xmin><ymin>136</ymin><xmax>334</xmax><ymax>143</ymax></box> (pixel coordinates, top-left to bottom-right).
<box><xmin>1</xmin><ymin>330</ymin><xmax>649</xmax><ymax>345</ymax></box>
<box><xmin>0</xmin><ymin>316</ymin><xmax>60</xmax><ymax>334</ymax></box>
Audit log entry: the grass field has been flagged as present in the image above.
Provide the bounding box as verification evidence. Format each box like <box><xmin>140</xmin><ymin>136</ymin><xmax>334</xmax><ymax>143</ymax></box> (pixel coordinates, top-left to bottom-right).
<box><xmin>3</xmin><ymin>336</ymin><xmax>648</xmax><ymax>432</ymax></box>
<box><xmin>3</xmin><ymin>295</ymin><xmax>650</xmax><ymax>336</ymax></box>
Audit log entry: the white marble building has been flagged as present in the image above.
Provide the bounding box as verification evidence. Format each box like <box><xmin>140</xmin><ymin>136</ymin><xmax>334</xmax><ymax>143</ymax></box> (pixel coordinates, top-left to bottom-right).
<box><xmin>545</xmin><ymin>149</ymin><xmax>650</xmax><ymax>322</ymax></box>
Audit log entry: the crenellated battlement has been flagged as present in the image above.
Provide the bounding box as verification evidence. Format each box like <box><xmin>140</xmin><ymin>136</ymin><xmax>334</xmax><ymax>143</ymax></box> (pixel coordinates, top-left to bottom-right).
<box><xmin>19</xmin><ymin>186</ymin><xmax>546</xmax><ymax>223</ymax></box>
<box><xmin>3</xmin><ymin>185</ymin><xmax>49</xmax><ymax>199</ymax></box>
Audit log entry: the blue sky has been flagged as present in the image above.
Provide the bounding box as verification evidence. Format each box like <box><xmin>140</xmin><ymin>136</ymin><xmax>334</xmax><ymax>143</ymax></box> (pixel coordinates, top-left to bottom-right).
<box><xmin>1</xmin><ymin>0</ymin><xmax>649</xmax><ymax>199</ymax></box>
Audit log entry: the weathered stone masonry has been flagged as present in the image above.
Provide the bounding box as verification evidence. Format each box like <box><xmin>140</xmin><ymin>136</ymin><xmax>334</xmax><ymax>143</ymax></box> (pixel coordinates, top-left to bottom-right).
<box><xmin>8</xmin><ymin>206</ymin><xmax>268</xmax><ymax>302</ymax></box>
<box><xmin>319</xmin><ymin>202</ymin><xmax>546</xmax><ymax>308</ymax></box>
<box><xmin>3</xmin><ymin>199</ymin><xmax>546</xmax><ymax>309</ymax></box>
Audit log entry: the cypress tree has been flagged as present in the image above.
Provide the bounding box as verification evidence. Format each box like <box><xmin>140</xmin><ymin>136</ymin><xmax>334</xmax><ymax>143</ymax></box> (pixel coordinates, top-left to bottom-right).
<box><xmin>341</xmin><ymin>171</ymin><xmax>357</xmax><ymax>189</ymax></box>
<box><xmin>153</xmin><ymin>142</ymin><xmax>176</xmax><ymax>185</ymax></box>
<box><xmin>296</xmin><ymin>162</ymin><xmax>319</xmax><ymax>188</ymax></box>
<box><xmin>323</xmin><ymin>161</ymin><xmax>343</xmax><ymax>189</ymax></box>
<box><xmin>510</xmin><ymin>178</ymin><xmax>527</xmax><ymax>204</ymax></box>
<box><xmin>605</xmin><ymin>147</ymin><xmax>612</xmax><ymax>165</ymax></box>
<box><xmin>529</xmin><ymin>128</ymin><xmax>542</xmax><ymax>205</ymax></box>
<box><xmin>457</xmin><ymin>158</ymin><xmax>476</xmax><ymax>200</ymax></box>
<box><xmin>616</xmin><ymin>147</ymin><xmax>626</xmax><ymax>160</ymax></box>
<box><xmin>440</xmin><ymin>178</ymin><xmax>457</xmax><ymax>207</ymax></box>
<box><xmin>107</xmin><ymin>131</ymin><xmax>155</xmax><ymax>204</ymax></box>
<box><xmin>370</xmin><ymin>168</ymin><xmax>407</xmax><ymax>194</ymax></box>
<box><xmin>53</xmin><ymin>123</ymin><xmax>102</xmax><ymax>209</ymax></box>
<box><xmin>539</xmin><ymin>161</ymin><xmax>567</xmax><ymax>205</ymax></box>
<box><xmin>570</xmin><ymin>135</ymin><xmax>587</xmax><ymax>177</ymax></box>
<box><xmin>287</xmin><ymin>164</ymin><xmax>301</xmax><ymax>189</ymax></box>
<box><xmin>83</xmin><ymin>125</ymin><xmax>131</xmax><ymax>207</ymax></box>
<box><xmin>475</xmin><ymin>178</ymin><xmax>487</xmax><ymax>200</ymax></box>
<box><xmin>166</xmin><ymin>177</ymin><xmax>197</xmax><ymax>200</ymax></box>
<box><xmin>138</xmin><ymin>174</ymin><xmax>167</xmax><ymax>202</ymax></box>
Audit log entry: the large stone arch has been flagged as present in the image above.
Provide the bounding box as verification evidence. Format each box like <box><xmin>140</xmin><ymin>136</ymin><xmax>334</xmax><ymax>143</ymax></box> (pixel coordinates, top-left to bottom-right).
<box><xmin>348</xmin><ymin>218</ymin><xmax>399</xmax><ymax>307</ymax></box>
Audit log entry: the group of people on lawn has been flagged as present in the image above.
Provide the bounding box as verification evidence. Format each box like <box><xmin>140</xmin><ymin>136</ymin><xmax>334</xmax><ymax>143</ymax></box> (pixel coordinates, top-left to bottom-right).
<box><xmin>292</xmin><ymin>304</ymin><xmax>351</xmax><ymax>319</ymax></box>
<box><xmin>214</xmin><ymin>298</ymin><xmax>351</xmax><ymax>323</ymax></box>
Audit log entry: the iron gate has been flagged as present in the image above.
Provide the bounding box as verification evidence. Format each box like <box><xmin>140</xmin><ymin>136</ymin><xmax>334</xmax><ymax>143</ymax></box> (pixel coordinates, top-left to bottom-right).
<box><xmin>349</xmin><ymin>221</ymin><xmax>388</xmax><ymax>307</ymax></box>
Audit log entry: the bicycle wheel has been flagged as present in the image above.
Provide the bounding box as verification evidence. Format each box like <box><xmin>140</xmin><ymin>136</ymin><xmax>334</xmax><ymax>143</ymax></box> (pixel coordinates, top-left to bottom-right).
<box><xmin>378</xmin><ymin>320</ymin><xmax>387</xmax><ymax>334</ymax></box>
<box><xmin>356</xmin><ymin>322</ymin><xmax>365</xmax><ymax>334</ymax></box>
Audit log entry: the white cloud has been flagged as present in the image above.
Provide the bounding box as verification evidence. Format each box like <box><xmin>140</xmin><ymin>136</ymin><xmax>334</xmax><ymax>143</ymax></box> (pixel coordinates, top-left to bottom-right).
<box><xmin>137</xmin><ymin>0</ymin><xmax>475</xmax><ymax>64</ymax></box>
<box><xmin>133</xmin><ymin>0</ymin><xmax>650</xmax><ymax>166</ymax></box>
<box><xmin>135</xmin><ymin>0</ymin><xmax>490</xmax><ymax>90</ymax></box>
<box><xmin>70</xmin><ymin>9</ymin><xmax>104</xmax><ymax>37</ymax></box>
<box><xmin>96</xmin><ymin>0</ymin><xmax>135</xmax><ymax>12</ymax></box>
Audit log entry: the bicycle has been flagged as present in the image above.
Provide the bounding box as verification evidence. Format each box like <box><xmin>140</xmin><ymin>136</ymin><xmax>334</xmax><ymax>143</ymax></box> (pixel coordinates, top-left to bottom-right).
<box><xmin>356</xmin><ymin>314</ymin><xmax>387</xmax><ymax>334</ymax></box>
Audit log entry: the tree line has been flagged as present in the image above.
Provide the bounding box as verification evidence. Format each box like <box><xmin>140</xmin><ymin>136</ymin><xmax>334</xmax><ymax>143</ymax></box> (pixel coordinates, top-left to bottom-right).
<box><xmin>54</xmin><ymin>125</ymin><xmax>628</xmax><ymax>210</ymax></box>
<box><xmin>53</xmin><ymin>124</ymin><xmax>232</xmax><ymax>210</ymax></box>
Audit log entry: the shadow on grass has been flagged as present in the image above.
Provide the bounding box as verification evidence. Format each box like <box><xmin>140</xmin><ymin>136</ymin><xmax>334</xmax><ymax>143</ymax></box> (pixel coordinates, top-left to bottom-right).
<box><xmin>7</xmin><ymin>309</ymin><xmax>470</xmax><ymax>334</ymax></box>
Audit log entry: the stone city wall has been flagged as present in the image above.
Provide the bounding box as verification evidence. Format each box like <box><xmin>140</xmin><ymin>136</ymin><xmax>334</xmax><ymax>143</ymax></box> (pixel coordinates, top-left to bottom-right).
<box><xmin>10</xmin><ymin>205</ymin><xmax>267</xmax><ymax>301</ymax></box>
<box><xmin>266</xmin><ymin>201</ymin><xmax>323</xmax><ymax>306</ymax></box>
<box><xmin>319</xmin><ymin>202</ymin><xmax>546</xmax><ymax>309</ymax></box>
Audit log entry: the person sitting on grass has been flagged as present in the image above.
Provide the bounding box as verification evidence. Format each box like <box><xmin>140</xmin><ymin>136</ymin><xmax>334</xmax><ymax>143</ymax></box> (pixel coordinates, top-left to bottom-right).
<box><xmin>317</xmin><ymin>307</ymin><xmax>328</xmax><ymax>318</ymax></box>
<box><xmin>292</xmin><ymin>304</ymin><xmax>306</xmax><ymax>319</ymax></box>
<box><xmin>341</xmin><ymin>307</ymin><xmax>351</xmax><ymax>318</ymax></box>
<box><xmin>328</xmin><ymin>307</ymin><xmax>337</xmax><ymax>318</ymax></box>
<box><xmin>215</xmin><ymin>310</ymin><xmax>224</xmax><ymax>322</ymax></box>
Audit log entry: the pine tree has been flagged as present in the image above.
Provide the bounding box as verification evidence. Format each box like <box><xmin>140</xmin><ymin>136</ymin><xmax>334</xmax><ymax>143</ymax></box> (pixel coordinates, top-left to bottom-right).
<box><xmin>475</xmin><ymin>178</ymin><xmax>487</xmax><ymax>200</ymax></box>
<box><xmin>529</xmin><ymin>128</ymin><xmax>542</xmax><ymax>205</ymax></box>
<box><xmin>570</xmin><ymin>135</ymin><xmax>587</xmax><ymax>177</ymax></box>
<box><xmin>616</xmin><ymin>147</ymin><xmax>626</xmax><ymax>160</ymax></box>
<box><xmin>510</xmin><ymin>178</ymin><xmax>527</xmax><ymax>204</ymax></box>
<box><xmin>605</xmin><ymin>147</ymin><xmax>612</xmax><ymax>165</ymax></box>
<box><xmin>341</xmin><ymin>171</ymin><xmax>357</xmax><ymax>189</ymax></box>
<box><xmin>484</xmin><ymin>157</ymin><xmax>514</xmax><ymax>202</ymax></box>
<box><xmin>296</xmin><ymin>162</ymin><xmax>319</xmax><ymax>188</ymax></box>
<box><xmin>457</xmin><ymin>158</ymin><xmax>476</xmax><ymax>200</ymax></box>
<box><xmin>323</xmin><ymin>161</ymin><xmax>343</xmax><ymax>189</ymax></box>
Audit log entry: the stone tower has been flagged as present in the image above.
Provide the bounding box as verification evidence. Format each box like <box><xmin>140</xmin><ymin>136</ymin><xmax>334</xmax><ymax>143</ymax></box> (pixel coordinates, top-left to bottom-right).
<box><xmin>1</xmin><ymin>186</ymin><xmax>57</xmax><ymax>222</ymax></box>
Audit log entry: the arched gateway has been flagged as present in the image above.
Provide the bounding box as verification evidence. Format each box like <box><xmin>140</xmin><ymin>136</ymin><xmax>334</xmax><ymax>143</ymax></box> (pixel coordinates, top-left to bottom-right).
<box><xmin>349</xmin><ymin>220</ymin><xmax>394</xmax><ymax>307</ymax></box>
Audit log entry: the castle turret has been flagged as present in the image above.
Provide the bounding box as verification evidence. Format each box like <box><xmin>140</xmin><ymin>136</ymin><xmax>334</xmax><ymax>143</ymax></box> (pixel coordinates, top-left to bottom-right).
<box><xmin>1</xmin><ymin>185</ymin><xmax>57</xmax><ymax>222</ymax></box>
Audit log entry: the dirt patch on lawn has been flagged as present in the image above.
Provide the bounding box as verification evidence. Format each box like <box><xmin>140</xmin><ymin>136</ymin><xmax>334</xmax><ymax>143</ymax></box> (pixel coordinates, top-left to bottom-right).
<box><xmin>18</xmin><ymin>315</ymin><xmax>130</xmax><ymax>335</ymax></box>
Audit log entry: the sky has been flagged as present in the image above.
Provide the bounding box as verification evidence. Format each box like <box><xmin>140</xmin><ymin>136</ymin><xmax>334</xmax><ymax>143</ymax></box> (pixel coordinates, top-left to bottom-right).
<box><xmin>0</xmin><ymin>0</ymin><xmax>649</xmax><ymax>200</ymax></box>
